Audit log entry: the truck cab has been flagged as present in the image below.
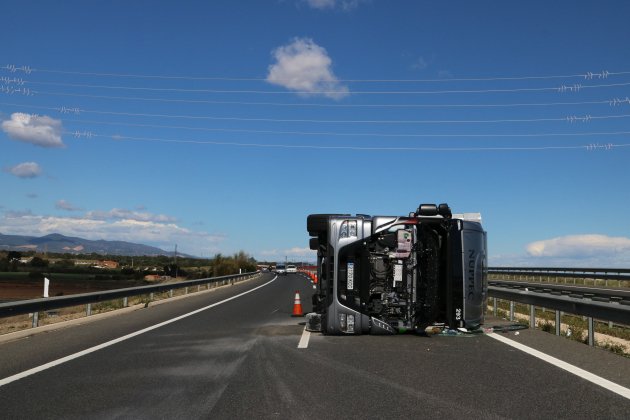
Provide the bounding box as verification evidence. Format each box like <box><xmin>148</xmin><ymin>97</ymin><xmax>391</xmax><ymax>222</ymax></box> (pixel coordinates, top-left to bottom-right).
<box><xmin>307</xmin><ymin>203</ymin><xmax>487</xmax><ymax>335</ymax></box>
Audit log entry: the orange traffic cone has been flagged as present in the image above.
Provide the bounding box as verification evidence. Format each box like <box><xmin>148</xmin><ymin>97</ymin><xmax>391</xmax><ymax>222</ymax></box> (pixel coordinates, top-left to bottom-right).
<box><xmin>292</xmin><ymin>290</ymin><xmax>304</xmax><ymax>317</ymax></box>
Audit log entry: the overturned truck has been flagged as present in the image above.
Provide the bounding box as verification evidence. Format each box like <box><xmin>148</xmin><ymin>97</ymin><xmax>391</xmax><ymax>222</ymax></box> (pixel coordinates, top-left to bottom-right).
<box><xmin>307</xmin><ymin>203</ymin><xmax>487</xmax><ymax>335</ymax></box>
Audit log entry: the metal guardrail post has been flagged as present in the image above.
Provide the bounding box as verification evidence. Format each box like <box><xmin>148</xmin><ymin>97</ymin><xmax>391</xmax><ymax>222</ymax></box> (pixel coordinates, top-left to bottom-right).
<box><xmin>509</xmin><ymin>301</ymin><xmax>514</xmax><ymax>322</ymax></box>
<box><xmin>530</xmin><ymin>305</ymin><xmax>535</xmax><ymax>328</ymax></box>
<box><xmin>185</xmin><ymin>287</ymin><xmax>188</xmax><ymax>295</ymax></box>
<box><xmin>123</xmin><ymin>297</ymin><xmax>128</xmax><ymax>307</ymax></box>
<box><xmin>150</xmin><ymin>292</ymin><xmax>154</xmax><ymax>301</ymax></box>
<box><xmin>588</xmin><ymin>317</ymin><xmax>595</xmax><ymax>346</ymax></box>
<box><xmin>493</xmin><ymin>297</ymin><xmax>497</xmax><ymax>316</ymax></box>
<box><xmin>197</xmin><ymin>285</ymin><xmax>200</xmax><ymax>292</ymax></box>
<box><xmin>169</xmin><ymin>289</ymin><xmax>173</xmax><ymax>298</ymax></box>
<box><xmin>555</xmin><ymin>310</ymin><xmax>561</xmax><ymax>336</ymax></box>
<box><xmin>86</xmin><ymin>303</ymin><xmax>92</xmax><ymax>316</ymax></box>
<box><xmin>31</xmin><ymin>312</ymin><xmax>38</xmax><ymax>328</ymax></box>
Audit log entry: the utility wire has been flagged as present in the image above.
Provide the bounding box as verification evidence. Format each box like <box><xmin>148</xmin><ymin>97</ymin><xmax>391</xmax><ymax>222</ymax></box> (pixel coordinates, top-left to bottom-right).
<box><xmin>27</xmin><ymin>91</ymin><xmax>627</xmax><ymax>108</ymax></box>
<box><xmin>24</xmin><ymin>80</ymin><xmax>630</xmax><ymax>95</ymax></box>
<box><xmin>4</xmin><ymin>102</ymin><xmax>630</xmax><ymax>126</ymax></box>
<box><xmin>59</xmin><ymin>118</ymin><xmax>630</xmax><ymax>138</ymax></box>
<box><xmin>7</xmin><ymin>65</ymin><xmax>629</xmax><ymax>83</ymax></box>
<box><xmin>69</xmin><ymin>131</ymin><xmax>630</xmax><ymax>152</ymax></box>
<box><xmin>68</xmin><ymin>128</ymin><xmax>630</xmax><ymax>139</ymax></box>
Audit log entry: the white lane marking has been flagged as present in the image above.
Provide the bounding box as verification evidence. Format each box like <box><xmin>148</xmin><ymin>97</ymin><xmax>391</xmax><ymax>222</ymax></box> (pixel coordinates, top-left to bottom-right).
<box><xmin>487</xmin><ymin>332</ymin><xmax>630</xmax><ymax>400</ymax></box>
<box><xmin>270</xmin><ymin>308</ymin><xmax>279</xmax><ymax>314</ymax></box>
<box><xmin>297</xmin><ymin>326</ymin><xmax>311</xmax><ymax>349</ymax></box>
<box><xmin>0</xmin><ymin>276</ymin><xmax>278</xmax><ymax>388</ymax></box>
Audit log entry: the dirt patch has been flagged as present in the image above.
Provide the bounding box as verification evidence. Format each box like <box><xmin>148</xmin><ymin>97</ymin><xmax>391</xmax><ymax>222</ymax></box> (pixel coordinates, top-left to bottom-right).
<box><xmin>0</xmin><ymin>281</ymin><xmax>139</xmax><ymax>301</ymax></box>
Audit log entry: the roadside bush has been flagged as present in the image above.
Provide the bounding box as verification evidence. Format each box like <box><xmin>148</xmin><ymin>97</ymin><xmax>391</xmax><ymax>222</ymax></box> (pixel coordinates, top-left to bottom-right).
<box><xmin>540</xmin><ymin>321</ymin><xmax>554</xmax><ymax>333</ymax></box>
<box><xmin>565</xmin><ymin>321</ymin><xmax>586</xmax><ymax>344</ymax></box>
<box><xmin>601</xmin><ymin>342</ymin><xmax>629</xmax><ymax>358</ymax></box>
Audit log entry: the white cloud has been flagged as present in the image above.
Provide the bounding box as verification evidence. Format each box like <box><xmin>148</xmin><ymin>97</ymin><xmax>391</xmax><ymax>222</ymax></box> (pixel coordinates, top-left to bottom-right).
<box><xmin>285</xmin><ymin>247</ymin><xmax>313</xmax><ymax>256</ymax></box>
<box><xmin>305</xmin><ymin>0</ymin><xmax>336</xmax><ymax>8</ymax></box>
<box><xmin>5</xmin><ymin>209</ymin><xmax>33</xmax><ymax>218</ymax></box>
<box><xmin>258</xmin><ymin>246</ymin><xmax>315</xmax><ymax>261</ymax></box>
<box><xmin>266</xmin><ymin>37</ymin><xmax>349</xmax><ymax>99</ymax></box>
<box><xmin>527</xmin><ymin>234</ymin><xmax>630</xmax><ymax>258</ymax></box>
<box><xmin>2</xmin><ymin>113</ymin><xmax>65</xmax><ymax>148</ymax></box>
<box><xmin>55</xmin><ymin>199</ymin><xmax>82</xmax><ymax>212</ymax></box>
<box><xmin>4</xmin><ymin>162</ymin><xmax>42</xmax><ymax>178</ymax></box>
<box><xmin>412</xmin><ymin>56</ymin><xmax>429</xmax><ymax>70</ymax></box>
<box><xmin>303</xmin><ymin>0</ymin><xmax>362</xmax><ymax>10</ymax></box>
<box><xmin>85</xmin><ymin>208</ymin><xmax>177</xmax><ymax>223</ymax></box>
<box><xmin>490</xmin><ymin>234</ymin><xmax>630</xmax><ymax>268</ymax></box>
<box><xmin>0</xmin><ymin>211</ymin><xmax>225</xmax><ymax>256</ymax></box>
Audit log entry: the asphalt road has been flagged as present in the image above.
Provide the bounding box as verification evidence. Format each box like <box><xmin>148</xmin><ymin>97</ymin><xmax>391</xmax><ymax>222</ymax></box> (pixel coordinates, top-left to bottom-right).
<box><xmin>0</xmin><ymin>272</ymin><xmax>629</xmax><ymax>419</ymax></box>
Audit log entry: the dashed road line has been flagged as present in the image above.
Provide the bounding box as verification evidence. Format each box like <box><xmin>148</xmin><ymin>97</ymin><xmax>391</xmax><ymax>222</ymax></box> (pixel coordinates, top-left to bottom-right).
<box><xmin>297</xmin><ymin>326</ymin><xmax>311</xmax><ymax>349</ymax></box>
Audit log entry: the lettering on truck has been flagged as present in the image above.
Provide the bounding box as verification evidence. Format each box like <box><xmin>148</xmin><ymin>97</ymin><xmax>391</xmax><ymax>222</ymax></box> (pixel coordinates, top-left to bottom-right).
<box><xmin>468</xmin><ymin>249</ymin><xmax>476</xmax><ymax>299</ymax></box>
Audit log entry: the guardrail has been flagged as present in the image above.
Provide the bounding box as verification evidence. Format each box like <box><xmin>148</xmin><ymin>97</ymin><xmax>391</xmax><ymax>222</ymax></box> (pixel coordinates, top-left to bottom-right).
<box><xmin>0</xmin><ymin>271</ymin><xmax>260</xmax><ymax>328</ymax></box>
<box><xmin>488</xmin><ymin>267</ymin><xmax>630</xmax><ymax>284</ymax></box>
<box><xmin>489</xmin><ymin>280</ymin><xmax>630</xmax><ymax>301</ymax></box>
<box><xmin>487</xmin><ymin>283</ymin><xmax>630</xmax><ymax>347</ymax></box>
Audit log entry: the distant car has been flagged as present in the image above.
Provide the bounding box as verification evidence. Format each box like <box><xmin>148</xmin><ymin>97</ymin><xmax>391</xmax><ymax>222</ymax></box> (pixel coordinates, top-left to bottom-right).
<box><xmin>286</xmin><ymin>264</ymin><xmax>297</xmax><ymax>273</ymax></box>
<box><xmin>276</xmin><ymin>263</ymin><xmax>286</xmax><ymax>275</ymax></box>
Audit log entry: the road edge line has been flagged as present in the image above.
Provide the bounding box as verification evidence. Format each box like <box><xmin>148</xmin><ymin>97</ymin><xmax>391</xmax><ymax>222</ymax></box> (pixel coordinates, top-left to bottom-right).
<box><xmin>487</xmin><ymin>332</ymin><xmax>630</xmax><ymax>400</ymax></box>
<box><xmin>0</xmin><ymin>276</ymin><xmax>278</xmax><ymax>388</ymax></box>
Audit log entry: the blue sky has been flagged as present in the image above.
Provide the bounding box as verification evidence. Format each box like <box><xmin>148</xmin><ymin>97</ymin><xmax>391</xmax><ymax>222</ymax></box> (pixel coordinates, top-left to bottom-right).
<box><xmin>1</xmin><ymin>0</ymin><xmax>630</xmax><ymax>266</ymax></box>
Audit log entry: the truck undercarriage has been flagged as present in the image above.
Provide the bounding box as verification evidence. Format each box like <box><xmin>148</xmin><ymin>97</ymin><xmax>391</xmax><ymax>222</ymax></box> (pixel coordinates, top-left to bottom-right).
<box><xmin>307</xmin><ymin>203</ymin><xmax>487</xmax><ymax>335</ymax></box>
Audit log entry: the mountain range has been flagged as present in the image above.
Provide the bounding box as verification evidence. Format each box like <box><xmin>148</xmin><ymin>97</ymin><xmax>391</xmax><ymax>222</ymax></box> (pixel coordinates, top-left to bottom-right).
<box><xmin>0</xmin><ymin>233</ymin><xmax>178</xmax><ymax>256</ymax></box>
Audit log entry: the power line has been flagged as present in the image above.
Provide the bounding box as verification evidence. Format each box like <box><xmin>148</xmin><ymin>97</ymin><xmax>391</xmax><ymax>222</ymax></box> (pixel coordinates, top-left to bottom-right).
<box><xmin>67</xmin><ymin>131</ymin><xmax>629</xmax><ymax>152</ymax></box>
<box><xmin>23</xmin><ymin>80</ymin><xmax>630</xmax><ymax>95</ymax></box>
<box><xmin>67</xmin><ymin>128</ymin><xmax>630</xmax><ymax>140</ymax></box>
<box><xmin>4</xmin><ymin>102</ymin><xmax>630</xmax><ymax>126</ymax></box>
<box><xmin>6</xmin><ymin>64</ymin><xmax>629</xmax><ymax>83</ymax></box>
<box><xmin>69</xmin><ymin>112</ymin><xmax>630</xmax><ymax>125</ymax></box>
<box><xmin>27</xmin><ymin>91</ymin><xmax>628</xmax><ymax>109</ymax></box>
<box><xmin>57</xmin><ymin>117</ymin><xmax>630</xmax><ymax>139</ymax></box>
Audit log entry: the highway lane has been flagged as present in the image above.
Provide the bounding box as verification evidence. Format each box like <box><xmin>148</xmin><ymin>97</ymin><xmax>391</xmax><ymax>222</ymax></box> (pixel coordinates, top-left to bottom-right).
<box><xmin>0</xmin><ymin>273</ymin><xmax>289</xmax><ymax>380</ymax></box>
<box><xmin>0</xmin><ymin>272</ymin><xmax>629</xmax><ymax>419</ymax></box>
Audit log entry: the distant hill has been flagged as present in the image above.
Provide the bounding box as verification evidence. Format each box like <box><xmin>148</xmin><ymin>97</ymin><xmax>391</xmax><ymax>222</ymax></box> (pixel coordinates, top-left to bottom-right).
<box><xmin>0</xmin><ymin>233</ymin><xmax>179</xmax><ymax>256</ymax></box>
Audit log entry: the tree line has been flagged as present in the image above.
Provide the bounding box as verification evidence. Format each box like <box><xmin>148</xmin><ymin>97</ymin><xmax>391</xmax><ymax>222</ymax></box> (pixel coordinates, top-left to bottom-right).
<box><xmin>0</xmin><ymin>250</ymin><xmax>258</xmax><ymax>281</ymax></box>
